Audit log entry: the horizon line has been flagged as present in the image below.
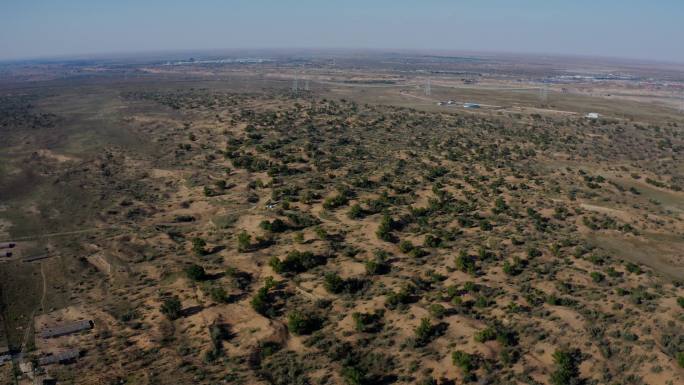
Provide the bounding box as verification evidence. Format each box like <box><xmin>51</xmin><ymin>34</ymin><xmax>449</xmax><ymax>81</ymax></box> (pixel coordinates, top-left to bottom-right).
<box><xmin>3</xmin><ymin>47</ymin><xmax>684</xmax><ymax>67</ymax></box>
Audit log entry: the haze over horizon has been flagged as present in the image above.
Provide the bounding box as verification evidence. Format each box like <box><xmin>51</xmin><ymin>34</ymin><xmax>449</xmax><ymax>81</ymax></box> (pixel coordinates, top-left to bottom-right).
<box><xmin>1</xmin><ymin>0</ymin><xmax>684</xmax><ymax>63</ymax></box>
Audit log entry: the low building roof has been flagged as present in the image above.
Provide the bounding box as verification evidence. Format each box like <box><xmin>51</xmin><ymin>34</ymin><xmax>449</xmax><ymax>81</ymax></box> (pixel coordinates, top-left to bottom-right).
<box><xmin>38</xmin><ymin>349</ymin><xmax>80</xmax><ymax>365</ymax></box>
<box><xmin>40</xmin><ymin>320</ymin><xmax>93</xmax><ymax>338</ymax></box>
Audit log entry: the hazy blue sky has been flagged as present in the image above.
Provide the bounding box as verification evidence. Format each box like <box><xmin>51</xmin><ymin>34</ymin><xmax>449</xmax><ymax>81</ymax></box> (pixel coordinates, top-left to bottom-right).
<box><xmin>1</xmin><ymin>0</ymin><xmax>683</xmax><ymax>62</ymax></box>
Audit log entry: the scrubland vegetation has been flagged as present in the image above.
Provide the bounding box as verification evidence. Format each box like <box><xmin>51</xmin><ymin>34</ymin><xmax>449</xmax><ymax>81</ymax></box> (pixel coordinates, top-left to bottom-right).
<box><xmin>0</xmin><ymin>66</ymin><xmax>683</xmax><ymax>385</ymax></box>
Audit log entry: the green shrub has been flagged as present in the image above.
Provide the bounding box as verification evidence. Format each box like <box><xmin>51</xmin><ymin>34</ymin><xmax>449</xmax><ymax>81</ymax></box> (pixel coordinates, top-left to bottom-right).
<box><xmin>474</xmin><ymin>295</ymin><xmax>492</xmax><ymax>308</ymax></box>
<box><xmin>258</xmin><ymin>341</ymin><xmax>281</xmax><ymax>359</ymax></box>
<box><xmin>161</xmin><ymin>296</ymin><xmax>182</xmax><ymax>320</ymax></box>
<box><xmin>385</xmin><ymin>285</ymin><xmax>415</xmax><ymax>309</ymax></box>
<box><xmin>376</xmin><ymin>214</ymin><xmax>396</xmax><ymax>242</ymax></box>
<box><xmin>352</xmin><ymin>310</ymin><xmax>384</xmax><ymax>333</ymax></box>
<box><xmin>527</xmin><ymin>247</ymin><xmax>542</xmax><ymax>258</ymax></box>
<box><xmin>214</xmin><ymin>180</ymin><xmax>227</xmax><ymax>191</ymax></box>
<box><xmin>550</xmin><ymin>348</ymin><xmax>583</xmax><ymax>385</ymax></box>
<box><xmin>341</xmin><ymin>366</ymin><xmax>364</xmax><ymax>385</ymax></box>
<box><xmin>452</xmin><ymin>350</ymin><xmax>478</xmax><ymax>378</ymax></box>
<box><xmin>191</xmin><ymin>237</ymin><xmax>207</xmax><ymax>256</ymax></box>
<box><xmin>423</xmin><ymin>234</ymin><xmax>442</xmax><ymax>248</ymax></box>
<box><xmin>237</xmin><ymin>230</ymin><xmax>252</xmax><ymax>252</ymax></box>
<box><xmin>287</xmin><ymin>311</ymin><xmax>322</xmax><ymax>335</ymax></box>
<box><xmin>478</xmin><ymin>220</ymin><xmax>493</xmax><ymax>231</ymax></box>
<box><xmin>500</xmin><ymin>348</ymin><xmax>521</xmax><ymax>366</ymax></box>
<box><xmin>260</xmin><ymin>218</ymin><xmax>289</xmax><ymax>232</ymax></box>
<box><xmin>625</xmin><ymin>262</ymin><xmax>643</xmax><ymax>274</ymax></box>
<box><xmin>474</xmin><ymin>327</ymin><xmax>497</xmax><ymax>343</ymax></box>
<box><xmin>429</xmin><ymin>304</ymin><xmax>446</xmax><ymax>319</ymax></box>
<box><xmin>347</xmin><ymin>204</ymin><xmax>364</xmax><ymax>219</ymax></box>
<box><xmin>398</xmin><ymin>240</ymin><xmax>414</xmax><ymax>253</ymax></box>
<box><xmin>365</xmin><ymin>258</ymin><xmax>390</xmax><ymax>275</ymax></box>
<box><xmin>503</xmin><ymin>257</ymin><xmax>524</xmax><ymax>276</ymax></box>
<box><xmin>185</xmin><ymin>264</ymin><xmax>206</xmax><ymax>281</ymax></box>
<box><xmin>409</xmin><ymin>247</ymin><xmax>429</xmax><ymax>258</ymax></box>
<box><xmin>207</xmin><ymin>285</ymin><xmax>227</xmax><ymax>302</ymax></box>
<box><xmin>251</xmin><ymin>278</ymin><xmax>277</xmax><ymax>316</ymax></box>
<box><xmin>324</xmin><ymin>273</ymin><xmax>365</xmax><ymax>294</ymax></box>
<box><xmin>455</xmin><ymin>250</ymin><xmax>476</xmax><ymax>274</ymax></box>
<box><xmin>323</xmin><ymin>194</ymin><xmax>349</xmax><ymax>210</ymax></box>
<box><xmin>324</xmin><ymin>272</ymin><xmax>345</xmax><ymax>294</ymax></box>
<box><xmin>270</xmin><ymin>250</ymin><xmax>324</xmax><ymax>274</ymax></box>
<box><xmin>413</xmin><ymin>317</ymin><xmax>436</xmax><ymax>347</ymax></box>
<box><xmin>493</xmin><ymin>197</ymin><xmax>508</xmax><ymax>214</ymax></box>
<box><xmin>590</xmin><ymin>272</ymin><xmax>605</xmax><ymax>283</ymax></box>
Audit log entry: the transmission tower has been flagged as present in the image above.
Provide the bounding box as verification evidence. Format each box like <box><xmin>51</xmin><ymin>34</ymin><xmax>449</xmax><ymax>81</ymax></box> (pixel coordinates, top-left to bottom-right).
<box><xmin>425</xmin><ymin>78</ymin><xmax>431</xmax><ymax>96</ymax></box>
<box><xmin>305</xmin><ymin>78</ymin><xmax>310</xmax><ymax>91</ymax></box>
<box><xmin>292</xmin><ymin>74</ymin><xmax>299</xmax><ymax>93</ymax></box>
<box><xmin>539</xmin><ymin>83</ymin><xmax>548</xmax><ymax>103</ymax></box>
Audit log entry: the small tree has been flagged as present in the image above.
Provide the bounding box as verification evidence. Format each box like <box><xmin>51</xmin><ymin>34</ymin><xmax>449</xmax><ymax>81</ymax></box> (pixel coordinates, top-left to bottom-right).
<box><xmin>365</xmin><ymin>259</ymin><xmax>387</xmax><ymax>275</ymax></box>
<box><xmin>270</xmin><ymin>250</ymin><xmax>324</xmax><ymax>275</ymax></box>
<box><xmin>474</xmin><ymin>327</ymin><xmax>497</xmax><ymax>343</ymax></box>
<box><xmin>423</xmin><ymin>234</ymin><xmax>442</xmax><ymax>248</ymax></box>
<box><xmin>161</xmin><ymin>296</ymin><xmax>182</xmax><ymax>320</ymax></box>
<box><xmin>237</xmin><ymin>230</ymin><xmax>251</xmax><ymax>252</ymax></box>
<box><xmin>590</xmin><ymin>271</ymin><xmax>604</xmax><ymax>283</ymax></box>
<box><xmin>341</xmin><ymin>366</ymin><xmax>364</xmax><ymax>385</ymax></box>
<box><xmin>191</xmin><ymin>237</ymin><xmax>207</xmax><ymax>256</ymax></box>
<box><xmin>323</xmin><ymin>193</ymin><xmax>349</xmax><ymax>210</ymax></box>
<box><xmin>347</xmin><ymin>204</ymin><xmax>364</xmax><ymax>219</ymax></box>
<box><xmin>452</xmin><ymin>350</ymin><xmax>478</xmax><ymax>380</ymax></box>
<box><xmin>185</xmin><ymin>264</ymin><xmax>206</xmax><ymax>281</ymax></box>
<box><xmin>260</xmin><ymin>219</ymin><xmax>288</xmax><ymax>233</ymax></box>
<box><xmin>209</xmin><ymin>286</ymin><xmax>228</xmax><ymax>303</ymax></box>
<box><xmin>429</xmin><ymin>304</ymin><xmax>446</xmax><ymax>319</ymax></box>
<box><xmin>365</xmin><ymin>250</ymin><xmax>390</xmax><ymax>275</ymax></box>
<box><xmin>251</xmin><ymin>278</ymin><xmax>276</xmax><ymax>316</ymax></box>
<box><xmin>414</xmin><ymin>317</ymin><xmax>435</xmax><ymax>347</ymax></box>
<box><xmin>493</xmin><ymin>196</ymin><xmax>508</xmax><ymax>214</ymax></box>
<box><xmin>399</xmin><ymin>240</ymin><xmax>414</xmax><ymax>253</ymax></box>
<box><xmin>352</xmin><ymin>310</ymin><xmax>383</xmax><ymax>333</ymax></box>
<box><xmin>550</xmin><ymin>348</ymin><xmax>583</xmax><ymax>385</ymax></box>
<box><xmin>287</xmin><ymin>311</ymin><xmax>322</xmax><ymax>335</ymax></box>
<box><xmin>324</xmin><ymin>272</ymin><xmax>345</xmax><ymax>294</ymax></box>
<box><xmin>455</xmin><ymin>250</ymin><xmax>476</xmax><ymax>275</ymax></box>
<box><xmin>314</xmin><ymin>226</ymin><xmax>328</xmax><ymax>240</ymax></box>
<box><xmin>376</xmin><ymin>214</ymin><xmax>395</xmax><ymax>242</ymax></box>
